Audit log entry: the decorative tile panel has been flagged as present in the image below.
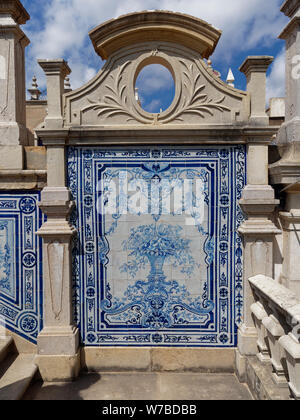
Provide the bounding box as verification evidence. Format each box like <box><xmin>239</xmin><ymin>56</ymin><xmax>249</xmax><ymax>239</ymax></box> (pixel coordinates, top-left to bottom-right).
<box><xmin>0</xmin><ymin>193</ymin><xmax>44</xmax><ymax>343</ymax></box>
<box><xmin>68</xmin><ymin>146</ymin><xmax>246</xmax><ymax>347</ymax></box>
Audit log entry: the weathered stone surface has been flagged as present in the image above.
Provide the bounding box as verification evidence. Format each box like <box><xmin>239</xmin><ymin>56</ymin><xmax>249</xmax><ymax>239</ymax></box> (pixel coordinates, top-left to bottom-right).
<box><xmin>245</xmin><ymin>356</ymin><xmax>292</xmax><ymax>400</ymax></box>
<box><xmin>35</xmin><ymin>353</ymin><xmax>80</xmax><ymax>383</ymax></box>
<box><xmin>151</xmin><ymin>348</ymin><xmax>235</xmax><ymax>373</ymax></box>
<box><xmin>82</xmin><ymin>348</ymin><xmax>151</xmax><ymax>372</ymax></box>
<box><xmin>23</xmin><ymin>372</ymin><xmax>253</xmax><ymax>400</ymax></box>
<box><xmin>0</xmin><ymin>354</ymin><xmax>37</xmax><ymax>400</ymax></box>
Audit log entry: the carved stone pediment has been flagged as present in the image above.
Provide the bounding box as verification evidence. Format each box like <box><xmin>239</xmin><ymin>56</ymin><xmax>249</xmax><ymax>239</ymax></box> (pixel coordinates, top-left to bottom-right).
<box><xmin>64</xmin><ymin>42</ymin><xmax>250</xmax><ymax>128</ymax></box>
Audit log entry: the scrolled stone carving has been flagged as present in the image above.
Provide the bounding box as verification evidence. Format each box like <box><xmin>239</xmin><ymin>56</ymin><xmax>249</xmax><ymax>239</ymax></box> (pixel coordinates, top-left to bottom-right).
<box><xmin>161</xmin><ymin>60</ymin><xmax>230</xmax><ymax>124</ymax></box>
<box><xmin>81</xmin><ymin>62</ymin><xmax>150</xmax><ymax>124</ymax></box>
<box><xmin>64</xmin><ymin>42</ymin><xmax>249</xmax><ymax>128</ymax></box>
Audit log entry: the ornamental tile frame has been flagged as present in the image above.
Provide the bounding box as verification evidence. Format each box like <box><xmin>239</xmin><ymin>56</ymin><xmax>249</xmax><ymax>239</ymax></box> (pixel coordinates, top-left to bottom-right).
<box><xmin>0</xmin><ymin>192</ymin><xmax>44</xmax><ymax>344</ymax></box>
<box><xmin>68</xmin><ymin>146</ymin><xmax>246</xmax><ymax>347</ymax></box>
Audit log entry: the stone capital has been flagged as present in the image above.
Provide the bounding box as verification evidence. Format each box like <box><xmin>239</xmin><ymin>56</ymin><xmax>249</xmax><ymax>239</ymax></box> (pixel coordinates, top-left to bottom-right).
<box><xmin>240</xmin><ymin>57</ymin><xmax>273</xmax><ymax>125</ymax></box>
<box><xmin>0</xmin><ymin>0</ymin><xmax>30</xmax><ymax>25</ymax></box>
<box><xmin>239</xmin><ymin>56</ymin><xmax>274</xmax><ymax>78</ymax></box>
<box><xmin>38</xmin><ymin>59</ymin><xmax>71</xmax><ymax>79</ymax></box>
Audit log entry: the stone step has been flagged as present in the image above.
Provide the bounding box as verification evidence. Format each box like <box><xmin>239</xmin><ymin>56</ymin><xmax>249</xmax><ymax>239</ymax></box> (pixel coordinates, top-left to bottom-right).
<box><xmin>0</xmin><ymin>337</ymin><xmax>13</xmax><ymax>363</ymax></box>
<box><xmin>0</xmin><ymin>354</ymin><xmax>37</xmax><ymax>400</ymax></box>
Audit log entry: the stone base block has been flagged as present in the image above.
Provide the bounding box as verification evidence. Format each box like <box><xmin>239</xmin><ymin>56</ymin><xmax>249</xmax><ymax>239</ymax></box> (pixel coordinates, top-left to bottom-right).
<box><xmin>35</xmin><ymin>352</ymin><xmax>80</xmax><ymax>382</ymax></box>
<box><xmin>238</xmin><ymin>326</ymin><xmax>258</xmax><ymax>356</ymax></box>
<box><xmin>235</xmin><ymin>349</ymin><xmax>247</xmax><ymax>382</ymax></box>
<box><xmin>0</xmin><ymin>145</ymin><xmax>23</xmax><ymax>169</ymax></box>
<box><xmin>271</xmin><ymin>371</ymin><xmax>289</xmax><ymax>388</ymax></box>
<box><xmin>82</xmin><ymin>347</ymin><xmax>151</xmax><ymax>372</ymax></box>
<box><xmin>151</xmin><ymin>348</ymin><xmax>235</xmax><ymax>373</ymax></box>
<box><xmin>37</xmin><ymin>327</ymin><xmax>79</xmax><ymax>356</ymax></box>
<box><xmin>245</xmin><ymin>356</ymin><xmax>292</xmax><ymax>400</ymax></box>
<box><xmin>81</xmin><ymin>347</ymin><xmax>235</xmax><ymax>373</ymax></box>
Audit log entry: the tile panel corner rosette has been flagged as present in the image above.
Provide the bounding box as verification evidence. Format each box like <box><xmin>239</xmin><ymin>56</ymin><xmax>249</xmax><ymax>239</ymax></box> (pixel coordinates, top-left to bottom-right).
<box><xmin>0</xmin><ymin>192</ymin><xmax>44</xmax><ymax>343</ymax></box>
<box><xmin>68</xmin><ymin>146</ymin><xmax>246</xmax><ymax>347</ymax></box>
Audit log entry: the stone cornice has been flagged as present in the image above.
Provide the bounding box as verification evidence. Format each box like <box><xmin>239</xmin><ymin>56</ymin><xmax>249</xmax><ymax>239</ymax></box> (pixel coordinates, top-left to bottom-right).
<box><xmin>0</xmin><ymin>0</ymin><xmax>30</xmax><ymax>25</ymax></box>
<box><xmin>0</xmin><ymin>25</ymin><xmax>30</xmax><ymax>46</ymax></box>
<box><xmin>89</xmin><ymin>10</ymin><xmax>222</xmax><ymax>60</ymax></box>
<box><xmin>281</xmin><ymin>0</ymin><xmax>300</xmax><ymax>18</ymax></box>
<box><xmin>279</xmin><ymin>16</ymin><xmax>300</xmax><ymax>39</ymax></box>
<box><xmin>269</xmin><ymin>160</ymin><xmax>300</xmax><ymax>185</ymax></box>
<box><xmin>35</xmin><ymin>125</ymin><xmax>280</xmax><ymax>146</ymax></box>
<box><xmin>0</xmin><ymin>169</ymin><xmax>47</xmax><ymax>190</ymax></box>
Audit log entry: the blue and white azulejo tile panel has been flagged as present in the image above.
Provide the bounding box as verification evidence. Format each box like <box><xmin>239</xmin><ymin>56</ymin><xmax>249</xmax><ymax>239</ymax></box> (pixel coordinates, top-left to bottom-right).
<box><xmin>0</xmin><ymin>193</ymin><xmax>44</xmax><ymax>343</ymax></box>
<box><xmin>68</xmin><ymin>146</ymin><xmax>246</xmax><ymax>347</ymax></box>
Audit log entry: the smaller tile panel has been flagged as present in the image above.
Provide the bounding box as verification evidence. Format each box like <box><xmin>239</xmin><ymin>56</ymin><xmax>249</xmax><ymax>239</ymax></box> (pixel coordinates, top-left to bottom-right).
<box><xmin>0</xmin><ymin>193</ymin><xmax>44</xmax><ymax>343</ymax></box>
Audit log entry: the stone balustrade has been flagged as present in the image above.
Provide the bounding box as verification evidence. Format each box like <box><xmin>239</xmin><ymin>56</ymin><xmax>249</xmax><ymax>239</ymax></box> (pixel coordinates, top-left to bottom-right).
<box><xmin>249</xmin><ymin>274</ymin><xmax>300</xmax><ymax>400</ymax></box>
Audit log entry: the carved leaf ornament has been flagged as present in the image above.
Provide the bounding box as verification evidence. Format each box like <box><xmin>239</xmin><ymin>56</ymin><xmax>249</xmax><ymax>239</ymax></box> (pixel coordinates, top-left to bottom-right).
<box><xmin>82</xmin><ymin>59</ymin><xmax>230</xmax><ymax>125</ymax></box>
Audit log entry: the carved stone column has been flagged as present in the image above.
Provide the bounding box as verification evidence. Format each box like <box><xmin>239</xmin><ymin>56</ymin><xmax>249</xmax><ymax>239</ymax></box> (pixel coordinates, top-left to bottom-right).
<box><xmin>0</xmin><ymin>0</ymin><xmax>30</xmax><ymax>169</ymax></box>
<box><xmin>270</xmin><ymin>0</ymin><xmax>300</xmax><ymax>299</ymax></box>
<box><xmin>35</xmin><ymin>139</ymin><xmax>80</xmax><ymax>382</ymax></box>
<box><xmin>35</xmin><ymin>59</ymin><xmax>79</xmax><ymax>381</ymax></box>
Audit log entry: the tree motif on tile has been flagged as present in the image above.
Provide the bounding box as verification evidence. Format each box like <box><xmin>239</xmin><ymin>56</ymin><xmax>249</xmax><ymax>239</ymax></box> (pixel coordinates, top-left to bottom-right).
<box><xmin>101</xmin><ymin>223</ymin><xmax>214</xmax><ymax>328</ymax></box>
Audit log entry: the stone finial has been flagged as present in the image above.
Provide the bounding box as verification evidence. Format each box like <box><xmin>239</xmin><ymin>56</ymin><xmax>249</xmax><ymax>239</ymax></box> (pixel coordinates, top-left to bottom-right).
<box><xmin>0</xmin><ymin>0</ymin><xmax>30</xmax><ymax>25</ymax></box>
<box><xmin>226</xmin><ymin>68</ymin><xmax>235</xmax><ymax>87</ymax></box>
<box><xmin>240</xmin><ymin>56</ymin><xmax>274</xmax><ymax>125</ymax></box>
<box><xmin>64</xmin><ymin>76</ymin><xmax>72</xmax><ymax>93</ymax></box>
<box><xmin>28</xmin><ymin>75</ymin><xmax>42</xmax><ymax>100</ymax></box>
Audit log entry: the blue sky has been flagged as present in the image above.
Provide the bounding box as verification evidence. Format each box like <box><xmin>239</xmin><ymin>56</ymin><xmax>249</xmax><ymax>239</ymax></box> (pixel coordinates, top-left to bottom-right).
<box><xmin>22</xmin><ymin>0</ymin><xmax>288</xmax><ymax>112</ymax></box>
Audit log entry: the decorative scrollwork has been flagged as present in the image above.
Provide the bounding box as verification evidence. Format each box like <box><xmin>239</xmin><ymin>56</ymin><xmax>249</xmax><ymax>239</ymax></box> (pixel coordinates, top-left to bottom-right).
<box><xmin>162</xmin><ymin>61</ymin><xmax>230</xmax><ymax>124</ymax></box>
<box><xmin>81</xmin><ymin>62</ymin><xmax>150</xmax><ymax>124</ymax></box>
<box><xmin>81</xmin><ymin>59</ymin><xmax>231</xmax><ymax>125</ymax></box>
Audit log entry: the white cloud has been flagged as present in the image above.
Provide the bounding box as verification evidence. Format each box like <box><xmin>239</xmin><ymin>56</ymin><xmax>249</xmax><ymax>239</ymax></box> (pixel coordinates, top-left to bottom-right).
<box><xmin>267</xmin><ymin>48</ymin><xmax>286</xmax><ymax>103</ymax></box>
<box><xmin>24</xmin><ymin>0</ymin><xmax>287</xmax><ymax>95</ymax></box>
<box><xmin>136</xmin><ymin>64</ymin><xmax>174</xmax><ymax>94</ymax></box>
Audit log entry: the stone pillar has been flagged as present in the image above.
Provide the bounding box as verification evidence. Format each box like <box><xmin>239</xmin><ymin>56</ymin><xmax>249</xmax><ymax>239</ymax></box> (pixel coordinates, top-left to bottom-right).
<box><xmin>38</xmin><ymin>59</ymin><xmax>71</xmax><ymax>129</ymax></box>
<box><xmin>35</xmin><ymin>139</ymin><xmax>80</xmax><ymax>382</ymax></box>
<box><xmin>269</xmin><ymin>0</ymin><xmax>300</xmax><ymax>299</ymax></box>
<box><xmin>240</xmin><ymin>56</ymin><xmax>273</xmax><ymax>126</ymax></box>
<box><xmin>235</xmin><ymin>136</ymin><xmax>280</xmax><ymax>379</ymax></box>
<box><xmin>35</xmin><ymin>60</ymin><xmax>79</xmax><ymax>382</ymax></box>
<box><xmin>0</xmin><ymin>0</ymin><xmax>30</xmax><ymax>169</ymax></box>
